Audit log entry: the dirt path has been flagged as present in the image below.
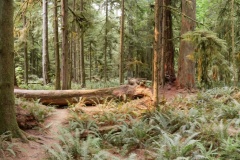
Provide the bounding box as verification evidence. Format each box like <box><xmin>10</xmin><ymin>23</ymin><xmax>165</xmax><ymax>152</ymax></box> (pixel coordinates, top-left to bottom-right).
<box><xmin>14</xmin><ymin>109</ymin><xmax>69</xmax><ymax>160</ymax></box>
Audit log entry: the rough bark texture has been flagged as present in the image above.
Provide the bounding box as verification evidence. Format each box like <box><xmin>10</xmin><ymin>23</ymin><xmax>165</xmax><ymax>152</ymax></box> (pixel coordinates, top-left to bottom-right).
<box><xmin>61</xmin><ymin>0</ymin><xmax>69</xmax><ymax>90</ymax></box>
<box><xmin>54</xmin><ymin>0</ymin><xmax>60</xmax><ymax>90</ymax></box>
<box><xmin>42</xmin><ymin>0</ymin><xmax>50</xmax><ymax>85</ymax></box>
<box><xmin>164</xmin><ymin>0</ymin><xmax>176</xmax><ymax>82</ymax></box>
<box><xmin>177</xmin><ymin>0</ymin><xmax>196</xmax><ymax>89</ymax></box>
<box><xmin>160</xmin><ymin>0</ymin><xmax>166</xmax><ymax>86</ymax></box>
<box><xmin>0</xmin><ymin>0</ymin><xmax>24</xmax><ymax>137</ymax></box>
<box><xmin>14</xmin><ymin>85</ymin><xmax>152</xmax><ymax>106</ymax></box>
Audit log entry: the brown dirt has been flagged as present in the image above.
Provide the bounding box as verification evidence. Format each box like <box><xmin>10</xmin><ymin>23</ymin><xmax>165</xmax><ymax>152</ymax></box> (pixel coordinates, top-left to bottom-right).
<box><xmin>11</xmin><ymin>109</ymin><xmax>69</xmax><ymax>160</ymax></box>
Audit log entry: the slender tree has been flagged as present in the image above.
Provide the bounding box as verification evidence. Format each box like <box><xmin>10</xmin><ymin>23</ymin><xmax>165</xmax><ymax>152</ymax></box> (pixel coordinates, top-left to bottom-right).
<box><xmin>119</xmin><ymin>0</ymin><xmax>125</xmax><ymax>85</ymax></box>
<box><xmin>231</xmin><ymin>0</ymin><xmax>236</xmax><ymax>85</ymax></box>
<box><xmin>61</xmin><ymin>0</ymin><xmax>69</xmax><ymax>90</ymax></box>
<box><xmin>104</xmin><ymin>0</ymin><xmax>109</xmax><ymax>84</ymax></box>
<box><xmin>0</xmin><ymin>0</ymin><xmax>26</xmax><ymax>139</ymax></box>
<box><xmin>177</xmin><ymin>0</ymin><xmax>196</xmax><ymax>89</ymax></box>
<box><xmin>160</xmin><ymin>0</ymin><xmax>166</xmax><ymax>87</ymax></box>
<box><xmin>54</xmin><ymin>0</ymin><xmax>60</xmax><ymax>90</ymax></box>
<box><xmin>153</xmin><ymin>0</ymin><xmax>160</xmax><ymax>107</ymax></box>
<box><xmin>22</xmin><ymin>0</ymin><xmax>28</xmax><ymax>85</ymax></box>
<box><xmin>80</xmin><ymin>0</ymin><xmax>86</xmax><ymax>88</ymax></box>
<box><xmin>42</xmin><ymin>0</ymin><xmax>50</xmax><ymax>85</ymax></box>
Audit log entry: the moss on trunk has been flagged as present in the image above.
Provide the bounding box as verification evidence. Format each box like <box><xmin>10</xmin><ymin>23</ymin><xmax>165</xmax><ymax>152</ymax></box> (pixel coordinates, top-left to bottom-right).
<box><xmin>0</xmin><ymin>0</ymin><xmax>27</xmax><ymax>141</ymax></box>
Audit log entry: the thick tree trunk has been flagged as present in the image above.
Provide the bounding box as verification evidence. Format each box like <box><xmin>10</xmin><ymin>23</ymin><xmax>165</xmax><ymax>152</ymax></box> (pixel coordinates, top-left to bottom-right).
<box><xmin>177</xmin><ymin>0</ymin><xmax>196</xmax><ymax>89</ymax></box>
<box><xmin>54</xmin><ymin>0</ymin><xmax>60</xmax><ymax>90</ymax></box>
<box><xmin>14</xmin><ymin>85</ymin><xmax>152</xmax><ymax>106</ymax></box>
<box><xmin>61</xmin><ymin>0</ymin><xmax>69</xmax><ymax>89</ymax></box>
<box><xmin>165</xmin><ymin>0</ymin><xmax>176</xmax><ymax>82</ymax></box>
<box><xmin>0</xmin><ymin>0</ymin><xmax>26</xmax><ymax>139</ymax></box>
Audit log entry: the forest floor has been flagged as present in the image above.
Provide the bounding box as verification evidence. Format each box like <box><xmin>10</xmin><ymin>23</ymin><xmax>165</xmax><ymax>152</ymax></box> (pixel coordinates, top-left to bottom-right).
<box><xmin>7</xmin><ymin>84</ymin><xmax>193</xmax><ymax>160</ymax></box>
<box><xmin>10</xmin><ymin>109</ymin><xmax>69</xmax><ymax>160</ymax></box>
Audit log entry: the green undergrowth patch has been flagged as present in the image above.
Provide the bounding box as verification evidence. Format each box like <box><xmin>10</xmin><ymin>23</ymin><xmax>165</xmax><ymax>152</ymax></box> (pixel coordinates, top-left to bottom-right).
<box><xmin>15</xmin><ymin>98</ymin><xmax>54</xmax><ymax>122</ymax></box>
<box><xmin>0</xmin><ymin>131</ymin><xmax>17</xmax><ymax>159</ymax></box>
<box><xmin>46</xmin><ymin>87</ymin><xmax>240</xmax><ymax>160</ymax></box>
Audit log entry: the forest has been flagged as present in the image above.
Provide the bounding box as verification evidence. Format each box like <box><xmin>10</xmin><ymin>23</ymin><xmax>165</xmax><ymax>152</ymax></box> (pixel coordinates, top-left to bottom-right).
<box><xmin>0</xmin><ymin>0</ymin><xmax>240</xmax><ymax>159</ymax></box>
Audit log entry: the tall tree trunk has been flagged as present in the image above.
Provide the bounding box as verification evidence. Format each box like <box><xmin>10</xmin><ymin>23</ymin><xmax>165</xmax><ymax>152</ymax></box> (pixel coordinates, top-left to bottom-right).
<box><xmin>119</xmin><ymin>0</ymin><xmax>125</xmax><ymax>84</ymax></box>
<box><xmin>23</xmin><ymin>12</ymin><xmax>28</xmax><ymax>85</ymax></box>
<box><xmin>0</xmin><ymin>0</ymin><xmax>26</xmax><ymax>139</ymax></box>
<box><xmin>89</xmin><ymin>41</ymin><xmax>92</xmax><ymax>82</ymax></box>
<box><xmin>164</xmin><ymin>0</ymin><xmax>175</xmax><ymax>81</ymax></box>
<box><xmin>61</xmin><ymin>0</ymin><xmax>69</xmax><ymax>90</ymax></box>
<box><xmin>127</xmin><ymin>14</ymin><xmax>134</xmax><ymax>78</ymax></box>
<box><xmin>42</xmin><ymin>0</ymin><xmax>50</xmax><ymax>85</ymax></box>
<box><xmin>177</xmin><ymin>0</ymin><xmax>196</xmax><ymax>89</ymax></box>
<box><xmin>160</xmin><ymin>0</ymin><xmax>166</xmax><ymax>87</ymax></box>
<box><xmin>72</xmin><ymin>0</ymin><xmax>77</xmax><ymax>83</ymax></box>
<box><xmin>54</xmin><ymin>0</ymin><xmax>60</xmax><ymax>90</ymax></box>
<box><xmin>104</xmin><ymin>0</ymin><xmax>109</xmax><ymax>84</ymax></box>
<box><xmin>80</xmin><ymin>0</ymin><xmax>86</xmax><ymax>88</ymax></box>
<box><xmin>153</xmin><ymin>0</ymin><xmax>160</xmax><ymax>107</ymax></box>
<box><xmin>231</xmin><ymin>0</ymin><xmax>237</xmax><ymax>85</ymax></box>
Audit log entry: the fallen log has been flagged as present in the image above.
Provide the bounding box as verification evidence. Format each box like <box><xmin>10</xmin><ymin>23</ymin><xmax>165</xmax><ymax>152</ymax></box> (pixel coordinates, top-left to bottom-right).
<box><xmin>14</xmin><ymin>85</ymin><xmax>153</xmax><ymax>106</ymax></box>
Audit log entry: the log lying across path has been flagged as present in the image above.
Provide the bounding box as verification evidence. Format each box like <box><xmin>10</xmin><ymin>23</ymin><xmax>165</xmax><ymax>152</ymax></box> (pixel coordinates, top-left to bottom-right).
<box><xmin>14</xmin><ymin>85</ymin><xmax>153</xmax><ymax>106</ymax></box>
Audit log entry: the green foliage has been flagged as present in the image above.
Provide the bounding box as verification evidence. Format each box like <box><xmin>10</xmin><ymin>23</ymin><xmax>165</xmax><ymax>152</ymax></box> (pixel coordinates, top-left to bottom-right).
<box><xmin>45</xmin><ymin>87</ymin><xmax>240</xmax><ymax>159</ymax></box>
<box><xmin>154</xmin><ymin>132</ymin><xmax>200</xmax><ymax>160</ymax></box>
<box><xmin>183</xmin><ymin>29</ymin><xmax>229</xmax><ymax>88</ymax></box>
<box><xmin>220</xmin><ymin>136</ymin><xmax>240</xmax><ymax>159</ymax></box>
<box><xmin>15</xmin><ymin>98</ymin><xmax>54</xmax><ymax>122</ymax></box>
<box><xmin>0</xmin><ymin>131</ymin><xmax>16</xmax><ymax>159</ymax></box>
<box><xmin>46</xmin><ymin>128</ymin><xmax>102</xmax><ymax>160</ymax></box>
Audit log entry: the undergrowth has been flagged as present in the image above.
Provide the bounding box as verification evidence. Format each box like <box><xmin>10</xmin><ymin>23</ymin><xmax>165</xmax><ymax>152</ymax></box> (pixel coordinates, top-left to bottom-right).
<box><xmin>0</xmin><ymin>131</ymin><xmax>16</xmax><ymax>159</ymax></box>
<box><xmin>46</xmin><ymin>87</ymin><xmax>240</xmax><ymax>160</ymax></box>
<box><xmin>15</xmin><ymin>98</ymin><xmax>54</xmax><ymax>122</ymax></box>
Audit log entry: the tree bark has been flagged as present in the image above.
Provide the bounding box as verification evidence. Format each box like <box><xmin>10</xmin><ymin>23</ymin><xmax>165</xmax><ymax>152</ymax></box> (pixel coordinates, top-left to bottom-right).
<box><xmin>80</xmin><ymin>0</ymin><xmax>86</xmax><ymax>88</ymax></box>
<box><xmin>104</xmin><ymin>0</ymin><xmax>109</xmax><ymax>84</ymax></box>
<box><xmin>153</xmin><ymin>0</ymin><xmax>161</xmax><ymax>107</ymax></box>
<box><xmin>61</xmin><ymin>0</ymin><xmax>69</xmax><ymax>90</ymax></box>
<box><xmin>54</xmin><ymin>0</ymin><xmax>60</xmax><ymax>90</ymax></box>
<box><xmin>160</xmin><ymin>0</ymin><xmax>166</xmax><ymax>87</ymax></box>
<box><xmin>0</xmin><ymin>0</ymin><xmax>26</xmax><ymax>139</ymax></box>
<box><xmin>119</xmin><ymin>0</ymin><xmax>125</xmax><ymax>85</ymax></box>
<box><xmin>164</xmin><ymin>0</ymin><xmax>175</xmax><ymax>82</ymax></box>
<box><xmin>42</xmin><ymin>0</ymin><xmax>50</xmax><ymax>85</ymax></box>
<box><xmin>177</xmin><ymin>0</ymin><xmax>196</xmax><ymax>89</ymax></box>
<box><xmin>23</xmin><ymin>10</ymin><xmax>28</xmax><ymax>85</ymax></box>
<box><xmin>14</xmin><ymin>85</ymin><xmax>152</xmax><ymax>106</ymax></box>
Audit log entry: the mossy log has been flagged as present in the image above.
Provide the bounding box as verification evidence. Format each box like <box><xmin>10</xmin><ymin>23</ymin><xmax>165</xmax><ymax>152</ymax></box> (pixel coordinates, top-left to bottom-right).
<box><xmin>14</xmin><ymin>85</ymin><xmax>152</xmax><ymax>106</ymax></box>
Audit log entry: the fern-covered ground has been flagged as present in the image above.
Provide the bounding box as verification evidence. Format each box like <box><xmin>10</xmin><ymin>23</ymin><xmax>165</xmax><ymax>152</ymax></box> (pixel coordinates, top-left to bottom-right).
<box><xmin>2</xmin><ymin>87</ymin><xmax>240</xmax><ymax>160</ymax></box>
<box><xmin>46</xmin><ymin>87</ymin><xmax>240</xmax><ymax>160</ymax></box>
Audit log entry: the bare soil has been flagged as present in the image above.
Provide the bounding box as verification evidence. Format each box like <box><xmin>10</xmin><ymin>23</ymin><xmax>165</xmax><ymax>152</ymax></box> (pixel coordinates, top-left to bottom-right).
<box><xmin>11</xmin><ymin>109</ymin><xmax>69</xmax><ymax>160</ymax></box>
